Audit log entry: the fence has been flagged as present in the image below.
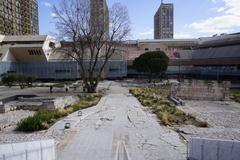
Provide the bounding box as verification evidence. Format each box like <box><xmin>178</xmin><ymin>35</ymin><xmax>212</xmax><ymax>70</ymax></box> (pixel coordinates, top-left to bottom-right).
<box><xmin>188</xmin><ymin>138</ymin><xmax>240</xmax><ymax>160</ymax></box>
<box><xmin>0</xmin><ymin>60</ymin><xmax>127</xmax><ymax>80</ymax></box>
<box><xmin>0</xmin><ymin>139</ymin><xmax>55</xmax><ymax>160</ymax></box>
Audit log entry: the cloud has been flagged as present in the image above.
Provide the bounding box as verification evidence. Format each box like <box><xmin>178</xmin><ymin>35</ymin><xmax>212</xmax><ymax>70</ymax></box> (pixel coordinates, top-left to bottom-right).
<box><xmin>51</xmin><ymin>13</ymin><xmax>58</xmax><ymax>18</ymax></box>
<box><xmin>174</xmin><ymin>33</ymin><xmax>194</xmax><ymax>39</ymax></box>
<box><xmin>43</xmin><ymin>1</ymin><xmax>52</xmax><ymax>8</ymax></box>
<box><xmin>137</xmin><ymin>29</ymin><xmax>154</xmax><ymax>39</ymax></box>
<box><xmin>188</xmin><ymin>0</ymin><xmax>240</xmax><ymax>34</ymax></box>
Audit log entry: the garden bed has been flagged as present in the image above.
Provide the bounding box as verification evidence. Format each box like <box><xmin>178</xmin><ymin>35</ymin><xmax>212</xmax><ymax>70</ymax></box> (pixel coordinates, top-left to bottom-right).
<box><xmin>129</xmin><ymin>85</ymin><xmax>208</xmax><ymax>127</ymax></box>
<box><xmin>16</xmin><ymin>94</ymin><xmax>102</xmax><ymax>132</ymax></box>
<box><xmin>230</xmin><ymin>89</ymin><xmax>240</xmax><ymax>103</ymax></box>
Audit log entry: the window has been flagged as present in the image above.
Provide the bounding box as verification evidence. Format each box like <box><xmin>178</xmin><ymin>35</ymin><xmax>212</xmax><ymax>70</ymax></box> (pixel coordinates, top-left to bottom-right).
<box><xmin>156</xmin><ymin>48</ymin><xmax>160</xmax><ymax>51</ymax></box>
<box><xmin>28</xmin><ymin>50</ymin><xmax>42</xmax><ymax>55</ymax></box>
<box><xmin>109</xmin><ymin>68</ymin><xmax>119</xmax><ymax>72</ymax></box>
<box><xmin>49</xmin><ymin>42</ymin><xmax>55</xmax><ymax>49</ymax></box>
<box><xmin>55</xmin><ymin>70</ymin><xmax>70</xmax><ymax>74</ymax></box>
<box><xmin>145</xmin><ymin>48</ymin><xmax>149</xmax><ymax>51</ymax></box>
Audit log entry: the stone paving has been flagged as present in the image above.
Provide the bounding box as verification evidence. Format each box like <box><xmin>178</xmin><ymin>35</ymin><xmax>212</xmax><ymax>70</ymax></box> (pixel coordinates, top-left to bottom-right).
<box><xmin>177</xmin><ymin>100</ymin><xmax>240</xmax><ymax>141</ymax></box>
<box><xmin>57</xmin><ymin>82</ymin><xmax>186</xmax><ymax>160</ymax></box>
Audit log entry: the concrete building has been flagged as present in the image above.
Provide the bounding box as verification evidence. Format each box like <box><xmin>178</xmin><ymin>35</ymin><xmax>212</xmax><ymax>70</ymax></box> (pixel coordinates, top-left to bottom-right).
<box><xmin>0</xmin><ymin>0</ymin><xmax>39</xmax><ymax>35</ymax></box>
<box><xmin>0</xmin><ymin>35</ymin><xmax>127</xmax><ymax>80</ymax></box>
<box><xmin>154</xmin><ymin>0</ymin><xmax>174</xmax><ymax>39</ymax></box>
<box><xmin>126</xmin><ymin>33</ymin><xmax>240</xmax><ymax>79</ymax></box>
<box><xmin>90</xmin><ymin>0</ymin><xmax>109</xmax><ymax>37</ymax></box>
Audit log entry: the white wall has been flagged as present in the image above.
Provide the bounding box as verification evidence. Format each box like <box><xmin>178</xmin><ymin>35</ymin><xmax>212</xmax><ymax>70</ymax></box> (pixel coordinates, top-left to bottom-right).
<box><xmin>189</xmin><ymin>138</ymin><xmax>240</xmax><ymax>160</ymax></box>
<box><xmin>0</xmin><ymin>139</ymin><xmax>55</xmax><ymax>160</ymax></box>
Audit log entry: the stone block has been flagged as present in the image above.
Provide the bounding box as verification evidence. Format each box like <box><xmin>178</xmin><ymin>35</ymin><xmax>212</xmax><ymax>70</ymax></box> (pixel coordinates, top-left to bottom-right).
<box><xmin>0</xmin><ymin>102</ymin><xmax>5</xmax><ymax>113</ymax></box>
<box><xmin>42</xmin><ymin>100</ymin><xmax>55</xmax><ymax>111</ymax></box>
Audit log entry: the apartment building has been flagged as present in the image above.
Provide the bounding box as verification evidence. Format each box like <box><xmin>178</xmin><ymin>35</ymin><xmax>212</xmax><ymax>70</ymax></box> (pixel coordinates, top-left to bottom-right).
<box><xmin>0</xmin><ymin>0</ymin><xmax>39</xmax><ymax>35</ymax></box>
<box><xmin>90</xmin><ymin>0</ymin><xmax>109</xmax><ymax>37</ymax></box>
<box><xmin>154</xmin><ymin>0</ymin><xmax>174</xmax><ymax>39</ymax></box>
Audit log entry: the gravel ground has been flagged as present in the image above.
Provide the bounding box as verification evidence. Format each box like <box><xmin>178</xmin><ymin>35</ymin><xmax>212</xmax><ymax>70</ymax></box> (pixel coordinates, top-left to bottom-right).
<box><xmin>176</xmin><ymin>100</ymin><xmax>240</xmax><ymax>141</ymax></box>
<box><xmin>0</xmin><ymin>109</ymin><xmax>74</xmax><ymax>145</ymax></box>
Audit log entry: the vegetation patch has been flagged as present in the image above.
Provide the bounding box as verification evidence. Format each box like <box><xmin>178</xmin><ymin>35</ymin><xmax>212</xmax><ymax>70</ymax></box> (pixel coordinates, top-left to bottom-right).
<box><xmin>130</xmin><ymin>86</ymin><xmax>208</xmax><ymax>127</ymax></box>
<box><xmin>230</xmin><ymin>89</ymin><xmax>240</xmax><ymax>103</ymax></box>
<box><xmin>17</xmin><ymin>94</ymin><xmax>102</xmax><ymax>132</ymax></box>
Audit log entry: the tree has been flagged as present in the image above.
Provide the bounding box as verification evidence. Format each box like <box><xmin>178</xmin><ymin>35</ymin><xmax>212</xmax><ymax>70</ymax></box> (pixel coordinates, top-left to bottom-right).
<box><xmin>133</xmin><ymin>51</ymin><xmax>169</xmax><ymax>82</ymax></box>
<box><xmin>0</xmin><ymin>73</ymin><xmax>35</xmax><ymax>89</ymax></box>
<box><xmin>52</xmin><ymin>0</ymin><xmax>131</xmax><ymax>93</ymax></box>
<box><xmin>1</xmin><ymin>73</ymin><xmax>17</xmax><ymax>88</ymax></box>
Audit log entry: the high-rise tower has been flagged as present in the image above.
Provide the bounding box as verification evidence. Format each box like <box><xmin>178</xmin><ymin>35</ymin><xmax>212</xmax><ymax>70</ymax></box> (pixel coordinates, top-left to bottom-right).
<box><xmin>154</xmin><ymin>1</ymin><xmax>174</xmax><ymax>39</ymax></box>
<box><xmin>0</xmin><ymin>0</ymin><xmax>39</xmax><ymax>35</ymax></box>
<box><xmin>90</xmin><ymin>0</ymin><xmax>109</xmax><ymax>37</ymax></box>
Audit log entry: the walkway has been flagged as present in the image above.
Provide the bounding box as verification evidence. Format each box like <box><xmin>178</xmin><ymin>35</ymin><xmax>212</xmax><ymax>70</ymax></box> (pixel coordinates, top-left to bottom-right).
<box><xmin>57</xmin><ymin>82</ymin><xmax>186</xmax><ymax>160</ymax></box>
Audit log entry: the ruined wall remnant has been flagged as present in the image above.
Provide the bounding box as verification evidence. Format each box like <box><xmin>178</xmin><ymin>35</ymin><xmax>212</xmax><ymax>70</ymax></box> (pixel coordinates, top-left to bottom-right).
<box><xmin>0</xmin><ymin>102</ymin><xmax>5</xmax><ymax>113</ymax></box>
<box><xmin>171</xmin><ymin>80</ymin><xmax>231</xmax><ymax>101</ymax></box>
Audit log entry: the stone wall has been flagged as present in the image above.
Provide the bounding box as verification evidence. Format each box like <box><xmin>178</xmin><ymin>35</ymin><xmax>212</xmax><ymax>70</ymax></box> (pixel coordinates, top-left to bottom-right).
<box><xmin>171</xmin><ymin>80</ymin><xmax>231</xmax><ymax>101</ymax></box>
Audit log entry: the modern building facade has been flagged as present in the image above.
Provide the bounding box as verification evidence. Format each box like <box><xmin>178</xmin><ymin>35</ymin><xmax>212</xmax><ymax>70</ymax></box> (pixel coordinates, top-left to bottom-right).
<box><xmin>154</xmin><ymin>0</ymin><xmax>174</xmax><ymax>39</ymax></box>
<box><xmin>0</xmin><ymin>33</ymin><xmax>240</xmax><ymax>80</ymax></box>
<box><xmin>90</xmin><ymin>0</ymin><xmax>109</xmax><ymax>37</ymax></box>
<box><xmin>0</xmin><ymin>35</ymin><xmax>127</xmax><ymax>80</ymax></box>
<box><xmin>0</xmin><ymin>0</ymin><xmax>39</xmax><ymax>35</ymax></box>
<box><xmin>126</xmin><ymin>33</ymin><xmax>240</xmax><ymax>79</ymax></box>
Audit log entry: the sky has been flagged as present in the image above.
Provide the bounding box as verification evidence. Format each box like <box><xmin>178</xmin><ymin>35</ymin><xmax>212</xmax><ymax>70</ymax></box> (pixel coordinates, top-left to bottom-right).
<box><xmin>39</xmin><ymin>0</ymin><xmax>240</xmax><ymax>39</ymax></box>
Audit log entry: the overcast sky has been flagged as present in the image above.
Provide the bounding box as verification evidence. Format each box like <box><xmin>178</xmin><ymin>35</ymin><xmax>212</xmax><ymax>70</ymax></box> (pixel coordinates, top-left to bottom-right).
<box><xmin>39</xmin><ymin>0</ymin><xmax>240</xmax><ymax>39</ymax></box>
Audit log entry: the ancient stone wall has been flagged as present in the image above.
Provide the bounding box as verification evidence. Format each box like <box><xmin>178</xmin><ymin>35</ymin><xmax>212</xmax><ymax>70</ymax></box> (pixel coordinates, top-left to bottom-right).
<box><xmin>171</xmin><ymin>80</ymin><xmax>231</xmax><ymax>101</ymax></box>
<box><xmin>0</xmin><ymin>103</ymin><xmax>5</xmax><ymax>113</ymax></box>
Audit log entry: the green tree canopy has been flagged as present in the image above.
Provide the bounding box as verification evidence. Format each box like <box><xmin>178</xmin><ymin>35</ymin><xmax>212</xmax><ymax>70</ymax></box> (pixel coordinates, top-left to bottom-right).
<box><xmin>133</xmin><ymin>51</ymin><xmax>169</xmax><ymax>82</ymax></box>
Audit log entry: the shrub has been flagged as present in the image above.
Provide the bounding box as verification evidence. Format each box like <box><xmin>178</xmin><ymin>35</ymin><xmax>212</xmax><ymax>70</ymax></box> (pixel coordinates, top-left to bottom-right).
<box><xmin>0</xmin><ymin>73</ymin><xmax>35</xmax><ymax>89</ymax></box>
<box><xmin>1</xmin><ymin>73</ymin><xmax>17</xmax><ymax>88</ymax></box>
<box><xmin>17</xmin><ymin>111</ymin><xmax>54</xmax><ymax>132</ymax></box>
<box><xmin>130</xmin><ymin>87</ymin><xmax>208</xmax><ymax>127</ymax></box>
<box><xmin>53</xmin><ymin>109</ymin><xmax>69</xmax><ymax>119</ymax></box>
<box><xmin>17</xmin><ymin>94</ymin><xmax>102</xmax><ymax>132</ymax></box>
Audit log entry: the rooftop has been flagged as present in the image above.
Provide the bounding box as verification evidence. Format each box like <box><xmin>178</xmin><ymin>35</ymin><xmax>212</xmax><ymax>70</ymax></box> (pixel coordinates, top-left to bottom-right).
<box><xmin>2</xmin><ymin>35</ymin><xmax>47</xmax><ymax>43</ymax></box>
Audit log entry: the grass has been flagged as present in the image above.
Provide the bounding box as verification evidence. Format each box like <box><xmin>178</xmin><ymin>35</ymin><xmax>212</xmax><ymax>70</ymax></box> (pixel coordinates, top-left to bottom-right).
<box><xmin>16</xmin><ymin>94</ymin><xmax>102</xmax><ymax>132</ymax></box>
<box><xmin>230</xmin><ymin>89</ymin><xmax>240</xmax><ymax>103</ymax></box>
<box><xmin>129</xmin><ymin>85</ymin><xmax>208</xmax><ymax>127</ymax></box>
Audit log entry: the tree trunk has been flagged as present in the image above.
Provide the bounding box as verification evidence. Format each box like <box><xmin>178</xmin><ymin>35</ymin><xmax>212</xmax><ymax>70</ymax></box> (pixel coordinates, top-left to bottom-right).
<box><xmin>148</xmin><ymin>72</ymin><xmax>152</xmax><ymax>83</ymax></box>
<box><xmin>83</xmin><ymin>77</ymin><xmax>98</xmax><ymax>93</ymax></box>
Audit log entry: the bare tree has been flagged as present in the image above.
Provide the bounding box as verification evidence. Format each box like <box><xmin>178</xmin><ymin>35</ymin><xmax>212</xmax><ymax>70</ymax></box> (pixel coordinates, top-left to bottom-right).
<box><xmin>52</xmin><ymin>0</ymin><xmax>130</xmax><ymax>93</ymax></box>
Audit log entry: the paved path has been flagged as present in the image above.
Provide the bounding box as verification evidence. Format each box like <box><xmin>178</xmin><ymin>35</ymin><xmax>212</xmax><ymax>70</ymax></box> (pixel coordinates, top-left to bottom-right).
<box><xmin>57</xmin><ymin>82</ymin><xmax>186</xmax><ymax>160</ymax></box>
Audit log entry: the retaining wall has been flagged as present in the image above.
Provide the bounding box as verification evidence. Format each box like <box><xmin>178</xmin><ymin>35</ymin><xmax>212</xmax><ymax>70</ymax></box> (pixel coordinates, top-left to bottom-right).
<box><xmin>188</xmin><ymin>138</ymin><xmax>240</xmax><ymax>160</ymax></box>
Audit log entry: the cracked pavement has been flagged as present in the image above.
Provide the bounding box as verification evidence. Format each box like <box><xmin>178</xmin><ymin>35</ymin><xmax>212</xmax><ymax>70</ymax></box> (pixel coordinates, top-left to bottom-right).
<box><xmin>57</xmin><ymin>81</ymin><xmax>186</xmax><ymax>160</ymax></box>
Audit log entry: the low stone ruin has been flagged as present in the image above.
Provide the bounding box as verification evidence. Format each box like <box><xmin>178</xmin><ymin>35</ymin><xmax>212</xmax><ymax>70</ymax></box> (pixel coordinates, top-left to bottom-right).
<box><xmin>0</xmin><ymin>95</ymin><xmax>80</xmax><ymax>113</ymax></box>
<box><xmin>171</xmin><ymin>80</ymin><xmax>231</xmax><ymax>101</ymax></box>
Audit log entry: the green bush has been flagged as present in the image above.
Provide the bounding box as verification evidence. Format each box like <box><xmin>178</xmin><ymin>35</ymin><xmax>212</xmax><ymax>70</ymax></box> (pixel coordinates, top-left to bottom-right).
<box><xmin>17</xmin><ymin>111</ymin><xmax>54</xmax><ymax>132</ymax></box>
